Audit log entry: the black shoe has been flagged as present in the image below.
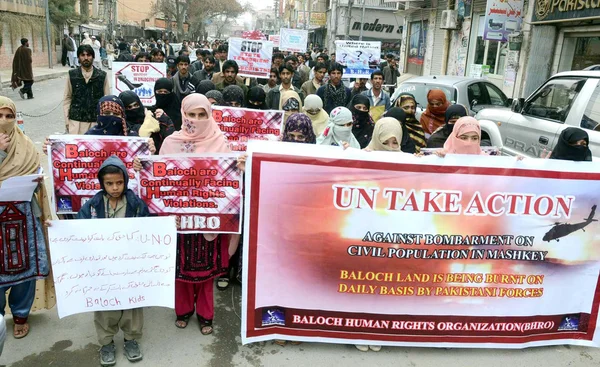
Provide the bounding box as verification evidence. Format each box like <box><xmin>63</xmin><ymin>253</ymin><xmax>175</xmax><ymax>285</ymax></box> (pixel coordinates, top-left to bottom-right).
<box><xmin>99</xmin><ymin>342</ymin><xmax>116</xmax><ymax>366</ymax></box>
<box><xmin>123</xmin><ymin>339</ymin><xmax>143</xmax><ymax>362</ymax></box>
<box><xmin>18</xmin><ymin>89</ymin><xmax>25</xmax><ymax>99</ymax></box>
<box><xmin>116</xmin><ymin>73</ymin><xmax>143</xmax><ymax>90</ymax></box>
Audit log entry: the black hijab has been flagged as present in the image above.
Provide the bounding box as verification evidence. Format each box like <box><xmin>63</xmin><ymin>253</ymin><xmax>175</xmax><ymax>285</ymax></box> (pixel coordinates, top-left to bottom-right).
<box><xmin>550</xmin><ymin>127</ymin><xmax>592</xmax><ymax>162</ymax></box>
<box><xmin>247</xmin><ymin>87</ymin><xmax>267</xmax><ymax>110</ymax></box>
<box><xmin>443</xmin><ymin>104</ymin><xmax>469</xmax><ymax>134</ymax></box>
<box><xmin>119</xmin><ymin>91</ymin><xmax>145</xmax><ymax>126</ymax></box>
<box><xmin>348</xmin><ymin>94</ymin><xmax>374</xmax><ymax>149</ymax></box>
<box><xmin>385</xmin><ymin>107</ymin><xmax>415</xmax><ymax>154</ymax></box>
<box><xmin>153</xmin><ymin>78</ymin><xmax>182</xmax><ymax>130</ymax></box>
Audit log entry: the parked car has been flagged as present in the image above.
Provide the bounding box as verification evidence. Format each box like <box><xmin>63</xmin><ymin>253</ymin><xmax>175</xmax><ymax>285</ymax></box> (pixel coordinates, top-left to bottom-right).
<box><xmin>476</xmin><ymin>71</ymin><xmax>600</xmax><ymax>159</ymax></box>
<box><xmin>390</xmin><ymin>76</ymin><xmax>511</xmax><ymax>120</ymax></box>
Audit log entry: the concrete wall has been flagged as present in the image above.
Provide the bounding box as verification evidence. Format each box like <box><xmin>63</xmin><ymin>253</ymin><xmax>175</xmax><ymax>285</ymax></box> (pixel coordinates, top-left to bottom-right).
<box><xmin>521</xmin><ymin>25</ymin><xmax>557</xmax><ymax>97</ymax></box>
<box><xmin>117</xmin><ymin>0</ymin><xmax>155</xmax><ymax>25</ymax></box>
<box><xmin>0</xmin><ymin>23</ymin><xmax>60</xmax><ymax>71</ymax></box>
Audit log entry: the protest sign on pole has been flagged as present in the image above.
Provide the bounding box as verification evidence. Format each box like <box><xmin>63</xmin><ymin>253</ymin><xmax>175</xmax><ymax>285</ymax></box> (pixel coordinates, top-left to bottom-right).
<box><xmin>138</xmin><ymin>154</ymin><xmax>242</xmax><ymax>234</ymax></box>
<box><xmin>484</xmin><ymin>0</ymin><xmax>523</xmax><ymax>42</ymax></box>
<box><xmin>113</xmin><ymin>62</ymin><xmax>167</xmax><ymax>106</ymax></box>
<box><xmin>212</xmin><ymin>106</ymin><xmax>284</xmax><ymax>152</ymax></box>
<box><xmin>279</xmin><ymin>28</ymin><xmax>308</xmax><ymax>53</ymax></box>
<box><xmin>242</xmin><ymin>141</ymin><xmax>600</xmax><ymax>348</ymax></box>
<box><xmin>228</xmin><ymin>38</ymin><xmax>274</xmax><ymax>78</ymax></box>
<box><xmin>48</xmin><ymin>135</ymin><xmax>151</xmax><ymax>215</ymax></box>
<box><xmin>269</xmin><ymin>35</ymin><xmax>281</xmax><ymax>48</ymax></box>
<box><xmin>335</xmin><ymin>40</ymin><xmax>381</xmax><ymax>78</ymax></box>
<box><xmin>48</xmin><ymin>216</ymin><xmax>177</xmax><ymax>318</ymax></box>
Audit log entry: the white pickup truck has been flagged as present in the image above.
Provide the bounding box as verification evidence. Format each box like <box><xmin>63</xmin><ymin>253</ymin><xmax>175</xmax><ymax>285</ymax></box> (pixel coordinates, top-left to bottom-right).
<box><xmin>476</xmin><ymin>71</ymin><xmax>600</xmax><ymax>158</ymax></box>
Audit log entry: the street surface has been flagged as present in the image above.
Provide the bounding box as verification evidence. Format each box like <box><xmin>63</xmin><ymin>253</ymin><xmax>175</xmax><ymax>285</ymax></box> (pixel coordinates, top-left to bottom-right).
<box><xmin>1</xmin><ymin>77</ymin><xmax>600</xmax><ymax>367</ymax></box>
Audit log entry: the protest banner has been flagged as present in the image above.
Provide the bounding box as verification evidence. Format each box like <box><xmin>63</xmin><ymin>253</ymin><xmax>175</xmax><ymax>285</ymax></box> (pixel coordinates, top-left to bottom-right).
<box><xmin>243</xmin><ymin>141</ymin><xmax>600</xmax><ymax>348</ymax></box>
<box><xmin>484</xmin><ymin>0</ymin><xmax>523</xmax><ymax>42</ymax></box>
<box><xmin>138</xmin><ymin>154</ymin><xmax>242</xmax><ymax>233</ymax></box>
<box><xmin>269</xmin><ymin>35</ymin><xmax>280</xmax><ymax>48</ymax></box>
<box><xmin>212</xmin><ymin>106</ymin><xmax>284</xmax><ymax>152</ymax></box>
<box><xmin>335</xmin><ymin>40</ymin><xmax>381</xmax><ymax>78</ymax></box>
<box><xmin>279</xmin><ymin>28</ymin><xmax>308</xmax><ymax>53</ymax></box>
<box><xmin>48</xmin><ymin>135</ymin><xmax>151</xmax><ymax>214</ymax></box>
<box><xmin>48</xmin><ymin>216</ymin><xmax>177</xmax><ymax>318</ymax></box>
<box><xmin>228</xmin><ymin>38</ymin><xmax>273</xmax><ymax>78</ymax></box>
<box><xmin>113</xmin><ymin>62</ymin><xmax>167</xmax><ymax>106</ymax></box>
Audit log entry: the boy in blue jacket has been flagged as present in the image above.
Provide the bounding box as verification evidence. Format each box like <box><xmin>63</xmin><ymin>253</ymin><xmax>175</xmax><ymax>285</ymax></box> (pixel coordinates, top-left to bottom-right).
<box><xmin>77</xmin><ymin>155</ymin><xmax>149</xmax><ymax>366</ymax></box>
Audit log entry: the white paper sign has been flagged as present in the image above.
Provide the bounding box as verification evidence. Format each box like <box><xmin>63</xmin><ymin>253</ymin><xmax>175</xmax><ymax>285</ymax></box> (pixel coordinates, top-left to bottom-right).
<box><xmin>112</xmin><ymin>62</ymin><xmax>167</xmax><ymax>106</ymax></box>
<box><xmin>48</xmin><ymin>216</ymin><xmax>177</xmax><ymax>318</ymax></box>
<box><xmin>279</xmin><ymin>28</ymin><xmax>308</xmax><ymax>53</ymax></box>
<box><xmin>0</xmin><ymin>174</ymin><xmax>42</xmax><ymax>202</ymax></box>
<box><xmin>269</xmin><ymin>35</ymin><xmax>280</xmax><ymax>48</ymax></box>
<box><xmin>228</xmin><ymin>38</ymin><xmax>274</xmax><ymax>78</ymax></box>
<box><xmin>335</xmin><ymin>40</ymin><xmax>381</xmax><ymax>78</ymax></box>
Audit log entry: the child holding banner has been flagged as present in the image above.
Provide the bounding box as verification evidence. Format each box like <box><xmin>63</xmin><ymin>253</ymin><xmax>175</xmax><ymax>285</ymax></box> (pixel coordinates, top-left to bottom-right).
<box><xmin>76</xmin><ymin>155</ymin><xmax>150</xmax><ymax>366</ymax></box>
<box><xmin>150</xmin><ymin>94</ymin><xmax>240</xmax><ymax>334</ymax></box>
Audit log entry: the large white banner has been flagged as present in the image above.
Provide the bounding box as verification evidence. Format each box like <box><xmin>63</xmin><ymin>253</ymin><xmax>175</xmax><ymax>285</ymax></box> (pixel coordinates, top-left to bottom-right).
<box><xmin>228</xmin><ymin>38</ymin><xmax>274</xmax><ymax>78</ymax></box>
<box><xmin>279</xmin><ymin>28</ymin><xmax>308</xmax><ymax>53</ymax></box>
<box><xmin>48</xmin><ymin>216</ymin><xmax>177</xmax><ymax>318</ymax></box>
<box><xmin>112</xmin><ymin>62</ymin><xmax>167</xmax><ymax>106</ymax></box>
<box><xmin>335</xmin><ymin>40</ymin><xmax>382</xmax><ymax>78</ymax></box>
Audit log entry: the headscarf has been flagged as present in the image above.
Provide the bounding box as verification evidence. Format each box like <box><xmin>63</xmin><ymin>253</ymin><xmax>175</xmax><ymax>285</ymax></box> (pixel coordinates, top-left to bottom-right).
<box><xmin>0</xmin><ymin>96</ymin><xmax>40</xmax><ymax>181</ymax></box>
<box><xmin>443</xmin><ymin>116</ymin><xmax>483</xmax><ymax>155</ymax></box>
<box><xmin>420</xmin><ymin>89</ymin><xmax>450</xmax><ymax>135</ymax></box>
<box><xmin>222</xmin><ymin>85</ymin><xmax>245</xmax><ymax>107</ymax></box>
<box><xmin>303</xmin><ymin>95</ymin><xmax>329</xmax><ymax>136</ymax></box>
<box><xmin>316</xmin><ymin>106</ymin><xmax>360</xmax><ymax>148</ymax></box>
<box><xmin>247</xmin><ymin>87</ymin><xmax>267</xmax><ymax>110</ymax></box>
<box><xmin>153</xmin><ymin>78</ymin><xmax>182</xmax><ymax>130</ymax></box>
<box><xmin>348</xmin><ymin>94</ymin><xmax>374</xmax><ymax>149</ymax></box>
<box><xmin>367</xmin><ymin>117</ymin><xmax>404</xmax><ymax>152</ymax></box>
<box><xmin>86</xmin><ymin>95</ymin><xmax>129</xmax><ymax>136</ymax></box>
<box><xmin>159</xmin><ymin>94</ymin><xmax>230</xmax><ymax>154</ymax></box>
<box><xmin>119</xmin><ymin>91</ymin><xmax>145</xmax><ymax>125</ymax></box>
<box><xmin>384</xmin><ymin>107</ymin><xmax>415</xmax><ymax>154</ymax></box>
<box><xmin>395</xmin><ymin>93</ymin><xmax>426</xmax><ymax>151</ymax></box>
<box><xmin>205</xmin><ymin>90</ymin><xmax>225</xmax><ymax>106</ymax></box>
<box><xmin>195</xmin><ymin>80</ymin><xmax>215</xmax><ymax>95</ymax></box>
<box><xmin>282</xmin><ymin>113</ymin><xmax>316</xmax><ymax>144</ymax></box>
<box><xmin>443</xmin><ymin>104</ymin><xmax>469</xmax><ymax>135</ymax></box>
<box><xmin>280</xmin><ymin>90</ymin><xmax>303</xmax><ymax>124</ymax></box>
<box><xmin>550</xmin><ymin>127</ymin><xmax>592</xmax><ymax>162</ymax></box>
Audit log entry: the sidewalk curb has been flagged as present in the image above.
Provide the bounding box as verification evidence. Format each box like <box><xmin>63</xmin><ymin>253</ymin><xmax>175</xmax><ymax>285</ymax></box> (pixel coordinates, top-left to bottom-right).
<box><xmin>0</xmin><ymin>69</ymin><xmax>70</xmax><ymax>89</ymax></box>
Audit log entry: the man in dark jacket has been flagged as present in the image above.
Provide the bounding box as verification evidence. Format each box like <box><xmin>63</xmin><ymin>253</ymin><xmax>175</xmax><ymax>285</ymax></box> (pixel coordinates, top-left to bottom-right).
<box><xmin>116</xmin><ymin>42</ymin><xmax>134</xmax><ymax>62</ymax></box>
<box><xmin>316</xmin><ymin>62</ymin><xmax>351</xmax><ymax>114</ymax></box>
<box><xmin>11</xmin><ymin>38</ymin><xmax>34</xmax><ymax>99</ymax></box>
<box><xmin>265</xmin><ymin>64</ymin><xmax>304</xmax><ymax>110</ymax></box>
<box><xmin>77</xmin><ymin>155</ymin><xmax>149</xmax><ymax>367</ymax></box>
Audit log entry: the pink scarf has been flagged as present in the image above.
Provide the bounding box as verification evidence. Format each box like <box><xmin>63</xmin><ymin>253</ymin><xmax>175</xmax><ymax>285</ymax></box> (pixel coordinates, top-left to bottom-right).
<box><xmin>159</xmin><ymin>94</ymin><xmax>231</xmax><ymax>154</ymax></box>
<box><xmin>443</xmin><ymin>116</ymin><xmax>484</xmax><ymax>155</ymax></box>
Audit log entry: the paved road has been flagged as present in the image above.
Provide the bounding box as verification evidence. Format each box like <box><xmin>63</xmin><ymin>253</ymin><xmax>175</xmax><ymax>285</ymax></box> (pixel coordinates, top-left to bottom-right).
<box><xmin>1</xmin><ymin>78</ymin><xmax>600</xmax><ymax>367</ymax></box>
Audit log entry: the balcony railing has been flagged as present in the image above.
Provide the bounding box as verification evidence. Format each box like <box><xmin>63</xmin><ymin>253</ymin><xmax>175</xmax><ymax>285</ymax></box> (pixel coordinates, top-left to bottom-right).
<box><xmin>337</xmin><ymin>0</ymin><xmax>398</xmax><ymax>10</ymax></box>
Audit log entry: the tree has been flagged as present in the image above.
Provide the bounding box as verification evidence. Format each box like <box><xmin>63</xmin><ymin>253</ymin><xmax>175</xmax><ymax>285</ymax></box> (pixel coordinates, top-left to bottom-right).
<box><xmin>152</xmin><ymin>0</ymin><xmax>188</xmax><ymax>40</ymax></box>
<box><xmin>187</xmin><ymin>0</ymin><xmax>246</xmax><ymax>40</ymax></box>
<box><xmin>49</xmin><ymin>0</ymin><xmax>82</xmax><ymax>26</ymax></box>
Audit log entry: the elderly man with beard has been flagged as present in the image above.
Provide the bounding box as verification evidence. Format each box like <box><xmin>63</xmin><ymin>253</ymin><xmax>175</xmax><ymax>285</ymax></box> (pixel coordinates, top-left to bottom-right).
<box><xmin>63</xmin><ymin>45</ymin><xmax>110</xmax><ymax>134</ymax></box>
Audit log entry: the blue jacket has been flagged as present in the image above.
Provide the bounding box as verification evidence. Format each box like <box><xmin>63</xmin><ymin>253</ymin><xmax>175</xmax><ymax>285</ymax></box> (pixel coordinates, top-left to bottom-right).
<box><xmin>76</xmin><ymin>156</ymin><xmax>150</xmax><ymax>219</ymax></box>
<box><xmin>361</xmin><ymin>88</ymin><xmax>391</xmax><ymax>110</ymax></box>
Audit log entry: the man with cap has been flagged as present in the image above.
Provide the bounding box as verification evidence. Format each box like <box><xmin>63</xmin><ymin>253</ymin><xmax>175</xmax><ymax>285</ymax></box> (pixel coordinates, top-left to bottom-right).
<box><xmin>63</xmin><ymin>44</ymin><xmax>110</xmax><ymax>134</ymax></box>
<box><xmin>116</xmin><ymin>42</ymin><xmax>133</xmax><ymax>62</ymax></box>
<box><xmin>166</xmin><ymin>56</ymin><xmax>178</xmax><ymax>79</ymax></box>
<box><xmin>91</xmin><ymin>35</ymin><xmax>101</xmax><ymax>69</ymax></box>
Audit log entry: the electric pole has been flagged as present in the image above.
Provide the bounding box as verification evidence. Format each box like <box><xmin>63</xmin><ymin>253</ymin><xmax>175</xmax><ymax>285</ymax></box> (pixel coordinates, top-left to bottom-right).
<box><xmin>359</xmin><ymin>0</ymin><xmax>366</xmax><ymax>40</ymax></box>
<box><xmin>345</xmin><ymin>0</ymin><xmax>353</xmax><ymax>38</ymax></box>
<box><xmin>44</xmin><ymin>0</ymin><xmax>53</xmax><ymax>68</ymax></box>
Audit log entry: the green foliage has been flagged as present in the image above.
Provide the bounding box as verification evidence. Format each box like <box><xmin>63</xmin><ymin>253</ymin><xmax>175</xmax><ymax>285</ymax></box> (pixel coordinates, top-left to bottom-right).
<box><xmin>49</xmin><ymin>0</ymin><xmax>83</xmax><ymax>26</ymax></box>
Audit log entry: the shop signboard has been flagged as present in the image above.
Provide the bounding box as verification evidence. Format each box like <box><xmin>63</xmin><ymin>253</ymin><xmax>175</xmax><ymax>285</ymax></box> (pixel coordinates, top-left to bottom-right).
<box><xmin>533</xmin><ymin>0</ymin><xmax>600</xmax><ymax>23</ymax></box>
<box><xmin>483</xmin><ymin>0</ymin><xmax>524</xmax><ymax>42</ymax></box>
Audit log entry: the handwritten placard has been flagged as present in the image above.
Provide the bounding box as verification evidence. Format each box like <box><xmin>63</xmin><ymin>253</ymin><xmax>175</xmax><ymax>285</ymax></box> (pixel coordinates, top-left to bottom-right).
<box><xmin>48</xmin><ymin>216</ymin><xmax>177</xmax><ymax>318</ymax></box>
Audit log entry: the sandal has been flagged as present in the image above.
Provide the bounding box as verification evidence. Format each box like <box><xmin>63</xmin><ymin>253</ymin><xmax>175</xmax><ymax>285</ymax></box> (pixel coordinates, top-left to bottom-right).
<box><xmin>197</xmin><ymin>315</ymin><xmax>213</xmax><ymax>335</ymax></box>
<box><xmin>13</xmin><ymin>322</ymin><xmax>30</xmax><ymax>339</ymax></box>
<box><xmin>273</xmin><ymin>340</ymin><xmax>287</xmax><ymax>346</ymax></box>
<box><xmin>175</xmin><ymin>312</ymin><xmax>194</xmax><ymax>329</ymax></box>
<box><xmin>216</xmin><ymin>277</ymin><xmax>229</xmax><ymax>291</ymax></box>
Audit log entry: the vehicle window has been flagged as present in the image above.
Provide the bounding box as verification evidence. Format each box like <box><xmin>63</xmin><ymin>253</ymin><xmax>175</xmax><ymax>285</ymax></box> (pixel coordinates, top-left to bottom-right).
<box><xmin>467</xmin><ymin>83</ymin><xmax>490</xmax><ymax>109</ymax></box>
<box><xmin>523</xmin><ymin>78</ymin><xmax>586</xmax><ymax>123</ymax></box>
<box><xmin>484</xmin><ymin>83</ymin><xmax>507</xmax><ymax>106</ymax></box>
<box><xmin>394</xmin><ymin>83</ymin><xmax>455</xmax><ymax>109</ymax></box>
<box><xmin>582</xmin><ymin>82</ymin><xmax>600</xmax><ymax>131</ymax></box>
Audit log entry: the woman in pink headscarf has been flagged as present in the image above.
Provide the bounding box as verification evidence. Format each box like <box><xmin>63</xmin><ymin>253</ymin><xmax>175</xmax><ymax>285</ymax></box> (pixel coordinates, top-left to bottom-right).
<box><xmin>136</xmin><ymin>94</ymin><xmax>238</xmax><ymax>334</ymax></box>
<box><xmin>439</xmin><ymin>116</ymin><xmax>485</xmax><ymax>155</ymax></box>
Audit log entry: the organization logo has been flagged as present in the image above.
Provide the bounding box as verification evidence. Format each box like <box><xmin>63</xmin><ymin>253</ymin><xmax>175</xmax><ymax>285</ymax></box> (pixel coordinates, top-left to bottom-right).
<box><xmin>558</xmin><ymin>315</ymin><xmax>580</xmax><ymax>331</ymax></box>
<box><xmin>261</xmin><ymin>308</ymin><xmax>286</xmax><ymax>327</ymax></box>
<box><xmin>536</xmin><ymin>0</ymin><xmax>551</xmax><ymax>20</ymax></box>
<box><xmin>57</xmin><ymin>196</ymin><xmax>72</xmax><ymax>212</ymax></box>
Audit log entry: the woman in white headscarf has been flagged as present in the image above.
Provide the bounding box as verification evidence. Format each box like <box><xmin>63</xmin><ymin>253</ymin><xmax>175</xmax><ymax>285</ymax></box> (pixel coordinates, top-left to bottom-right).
<box><xmin>316</xmin><ymin>106</ymin><xmax>360</xmax><ymax>148</ymax></box>
<box><xmin>303</xmin><ymin>95</ymin><xmax>329</xmax><ymax>136</ymax></box>
<box><xmin>366</xmin><ymin>117</ymin><xmax>404</xmax><ymax>152</ymax></box>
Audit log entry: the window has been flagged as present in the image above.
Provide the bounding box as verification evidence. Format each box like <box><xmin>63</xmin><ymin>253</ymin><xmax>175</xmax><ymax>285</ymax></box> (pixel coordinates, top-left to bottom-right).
<box><xmin>582</xmin><ymin>83</ymin><xmax>600</xmax><ymax>131</ymax></box>
<box><xmin>398</xmin><ymin>83</ymin><xmax>456</xmax><ymax>109</ymax></box>
<box><xmin>471</xmin><ymin>16</ymin><xmax>508</xmax><ymax>75</ymax></box>
<box><xmin>523</xmin><ymin>78</ymin><xmax>586</xmax><ymax>123</ymax></box>
<box><xmin>467</xmin><ymin>83</ymin><xmax>488</xmax><ymax>109</ymax></box>
<box><xmin>484</xmin><ymin>83</ymin><xmax>507</xmax><ymax>106</ymax></box>
<box><xmin>406</xmin><ymin>21</ymin><xmax>428</xmax><ymax>76</ymax></box>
